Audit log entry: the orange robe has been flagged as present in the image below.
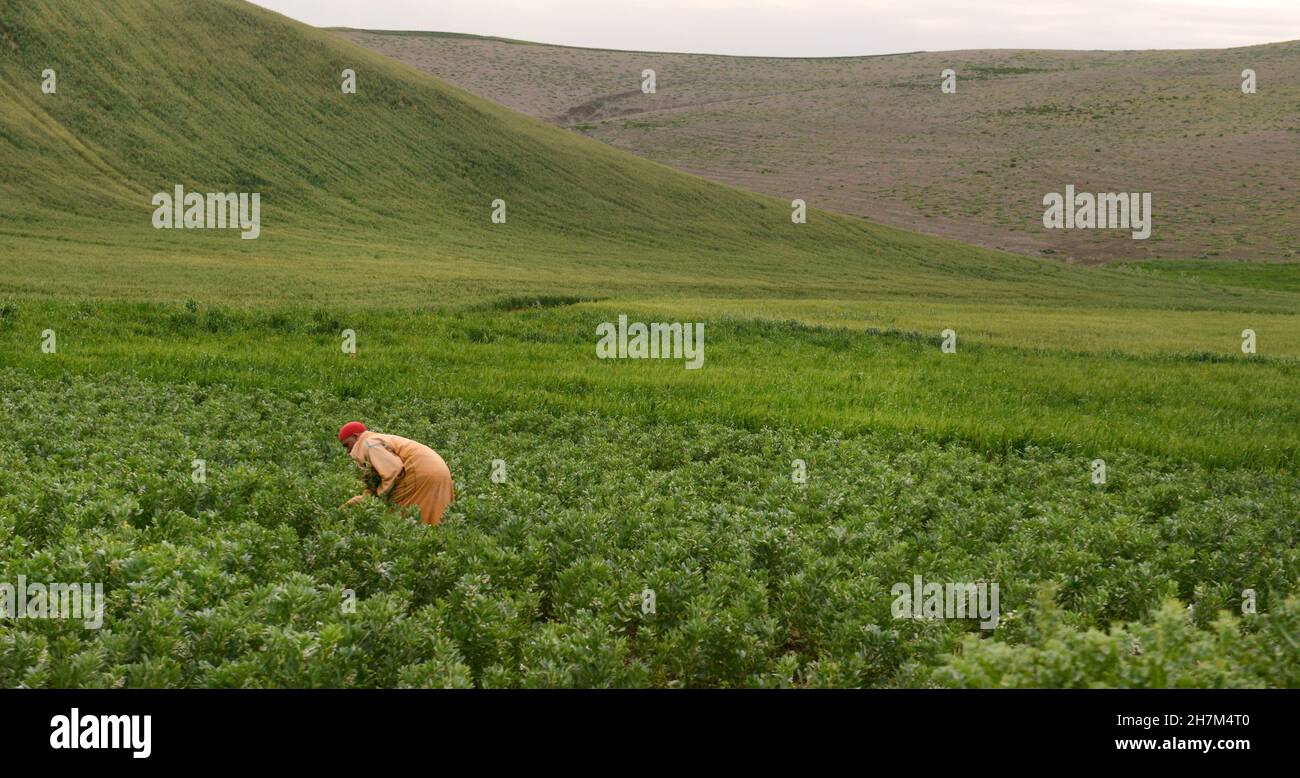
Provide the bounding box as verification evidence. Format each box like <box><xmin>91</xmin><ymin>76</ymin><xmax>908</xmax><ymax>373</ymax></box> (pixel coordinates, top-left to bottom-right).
<box><xmin>349</xmin><ymin>431</ymin><xmax>454</xmax><ymax>525</ymax></box>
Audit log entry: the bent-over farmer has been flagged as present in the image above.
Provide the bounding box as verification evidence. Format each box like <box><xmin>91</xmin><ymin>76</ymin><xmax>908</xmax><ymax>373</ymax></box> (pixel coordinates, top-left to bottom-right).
<box><xmin>338</xmin><ymin>421</ymin><xmax>454</xmax><ymax>525</ymax></box>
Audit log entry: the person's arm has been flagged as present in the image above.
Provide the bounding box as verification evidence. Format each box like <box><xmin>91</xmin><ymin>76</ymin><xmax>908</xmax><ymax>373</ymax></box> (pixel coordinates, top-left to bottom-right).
<box><xmin>341</xmin><ymin>440</ymin><xmax>404</xmax><ymax>508</ymax></box>
<box><xmin>365</xmin><ymin>440</ymin><xmax>405</xmax><ymax>498</ymax></box>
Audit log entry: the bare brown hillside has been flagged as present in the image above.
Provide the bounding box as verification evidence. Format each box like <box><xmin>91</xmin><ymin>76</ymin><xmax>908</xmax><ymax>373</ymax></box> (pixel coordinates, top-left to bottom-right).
<box><xmin>338</xmin><ymin>30</ymin><xmax>1300</xmax><ymax>263</ymax></box>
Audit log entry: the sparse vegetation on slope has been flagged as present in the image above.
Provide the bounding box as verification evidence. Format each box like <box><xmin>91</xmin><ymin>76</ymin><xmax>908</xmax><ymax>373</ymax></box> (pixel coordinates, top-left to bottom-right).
<box><xmin>339</xmin><ymin>29</ymin><xmax>1300</xmax><ymax>262</ymax></box>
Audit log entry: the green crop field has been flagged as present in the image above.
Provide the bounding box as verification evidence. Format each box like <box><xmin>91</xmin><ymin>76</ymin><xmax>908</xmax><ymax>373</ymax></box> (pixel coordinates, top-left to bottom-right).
<box><xmin>0</xmin><ymin>0</ymin><xmax>1297</xmax><ymax>687</ymax></box>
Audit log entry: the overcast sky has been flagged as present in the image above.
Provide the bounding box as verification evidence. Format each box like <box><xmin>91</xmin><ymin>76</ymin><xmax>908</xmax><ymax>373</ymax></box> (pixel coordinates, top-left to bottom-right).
<box><xmin>250</xmin><ymin>0</ymin><xmax>1300</xmax><ymax>57</ymax></box>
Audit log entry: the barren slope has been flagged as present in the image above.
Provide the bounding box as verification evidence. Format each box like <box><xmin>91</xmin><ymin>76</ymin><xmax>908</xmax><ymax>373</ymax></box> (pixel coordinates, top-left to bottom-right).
<box><xmin>339</xmin><ymin>30</ymin><xmax>1300</xmax><ymax>263</ymax></box>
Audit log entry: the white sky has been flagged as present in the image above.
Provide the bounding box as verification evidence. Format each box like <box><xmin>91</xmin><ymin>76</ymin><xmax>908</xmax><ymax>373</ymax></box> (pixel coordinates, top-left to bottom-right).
<box><xmin>250</xmin><ymin>0</ymin><xmax>1300</xmax><ymax>57</ymax></box>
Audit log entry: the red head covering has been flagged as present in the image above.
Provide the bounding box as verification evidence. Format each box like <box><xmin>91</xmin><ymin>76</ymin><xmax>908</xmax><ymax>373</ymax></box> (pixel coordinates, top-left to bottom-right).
<box><xmin>338</xmin><ymin>421</ymin><xmax>367</xmax><ymax>442</ymax></box>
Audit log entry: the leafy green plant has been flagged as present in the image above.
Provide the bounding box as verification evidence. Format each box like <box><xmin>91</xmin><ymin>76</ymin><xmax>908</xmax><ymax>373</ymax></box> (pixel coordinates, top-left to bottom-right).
<box><xmin>2</xmin><ymin>369</ymin><xmax>1295</xmax><ymax>688</ymax></box>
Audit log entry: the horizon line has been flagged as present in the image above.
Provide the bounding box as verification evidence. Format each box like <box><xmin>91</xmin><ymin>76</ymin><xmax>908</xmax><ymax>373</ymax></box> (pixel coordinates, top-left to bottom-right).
<box><xmin>325</xmin><ymin>26</ymin><xmax>1300</xmax><ymax>60</ymax></box>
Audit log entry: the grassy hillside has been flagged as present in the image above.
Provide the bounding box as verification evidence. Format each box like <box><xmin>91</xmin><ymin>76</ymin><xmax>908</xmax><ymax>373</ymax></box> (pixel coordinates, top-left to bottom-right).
<box><xmin>339</xmin><ymin>28</ymin><xmax>1300</xmax><ymax>263</ymax></box>
<box><xmin>1</xmin><ymin>1</ymin><xmax>1296</xmax><ymax>308</ymax></box>
<box><xmin>0</xmin><ymin>1</ymin><xmax>1297</xmax><ymax>687</ymax></box>
<box><xmin>1125</xmin><ymin>260</ymin><xmax>1300</xmax><ymax>294</ymax></box>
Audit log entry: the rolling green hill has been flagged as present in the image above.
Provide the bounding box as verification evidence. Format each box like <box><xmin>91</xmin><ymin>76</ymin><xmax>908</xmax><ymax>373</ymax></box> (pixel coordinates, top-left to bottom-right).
<box><xmin>1</xmin><ymin>0</ymin><xmax>1295</xmax><ymax>311</ymax></box>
